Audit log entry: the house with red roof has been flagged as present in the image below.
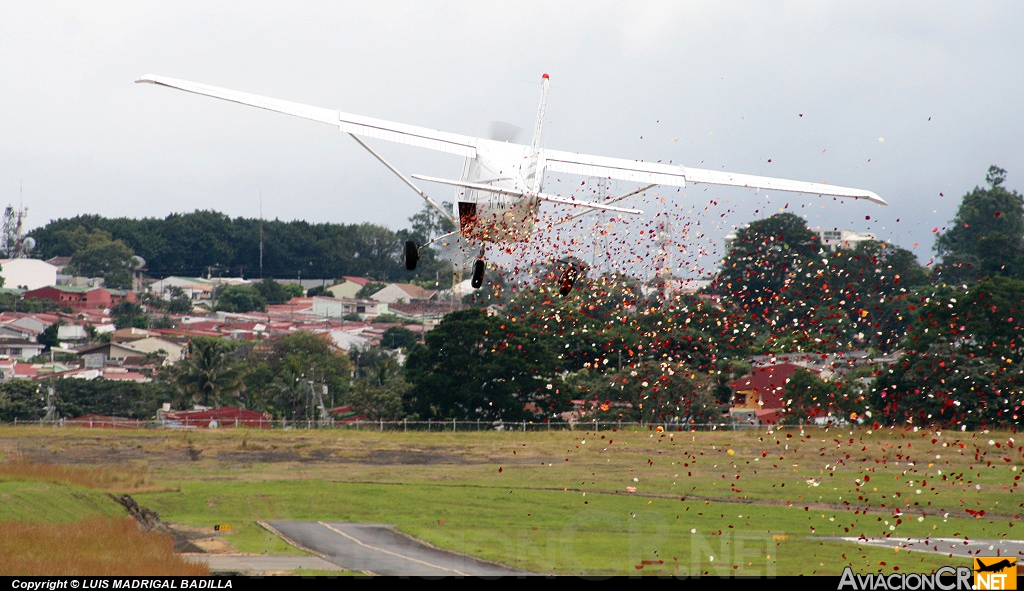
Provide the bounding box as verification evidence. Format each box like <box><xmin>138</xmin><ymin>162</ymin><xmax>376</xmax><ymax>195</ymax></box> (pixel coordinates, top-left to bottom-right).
<box><xmin>23</xmin><ymin>285</ymin><xmax>136</xmax><ymax>312</ymax></box>
<box><xmin>65</xmin><ymin>414</ymin><xmax>145</xmax><ymax>428</ymax></box>
<box><xmin>158</xmin><ymin>406</ymin><xmax>272</xmax><ymax>429</ymax></box>
<box><xmin>729</xmin><ymin>363</ymin><xmax>819</xmax><ymax>425</ymax></box>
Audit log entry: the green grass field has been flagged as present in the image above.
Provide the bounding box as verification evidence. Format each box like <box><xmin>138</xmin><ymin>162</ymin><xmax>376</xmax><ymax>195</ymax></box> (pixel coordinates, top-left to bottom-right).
<box><xmin>1</xmin><ymin>424</ymin><xmax>1019</xmax><ymax>576</ymax></box>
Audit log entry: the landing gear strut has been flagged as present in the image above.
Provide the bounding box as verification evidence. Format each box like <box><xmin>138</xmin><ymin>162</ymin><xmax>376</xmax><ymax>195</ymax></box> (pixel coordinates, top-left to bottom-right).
<box><xmin>471</xmin><ymin>259</ymin><xmax>486</xmax><ymax>289</ymax></box>
<box><xmin>404</xmin><ymin>240</ymin><xmax>419</xmax><ymax>271</ymax></box>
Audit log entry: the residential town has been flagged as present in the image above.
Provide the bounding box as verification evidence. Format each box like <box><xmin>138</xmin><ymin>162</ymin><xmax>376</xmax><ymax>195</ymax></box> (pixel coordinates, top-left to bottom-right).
<box><xmin>0</xmin><ymin>257</ymin><xmax>452</xmax><ymax>381</ymax></box>
<box><xmin>0</xmin><ymin>248</ymin><xmax>892</xmax><ymax>428</ymax></box>
<box><xmin>2</xmin><ymin>166</ymin><xmax>1021</xmax><ymax>430</ymax></box>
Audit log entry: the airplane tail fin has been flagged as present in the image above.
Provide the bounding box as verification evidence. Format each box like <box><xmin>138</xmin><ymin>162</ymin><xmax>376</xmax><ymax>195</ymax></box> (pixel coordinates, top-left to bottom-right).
<box><xmin>526</xmin><ymin>74</ymin><xmax>550</xmax><ymax>193</ymax></box>
<box><xmin>531</xmin><ymin>74</ymin><xmax>549</xmax><ymax>154</ymax></box>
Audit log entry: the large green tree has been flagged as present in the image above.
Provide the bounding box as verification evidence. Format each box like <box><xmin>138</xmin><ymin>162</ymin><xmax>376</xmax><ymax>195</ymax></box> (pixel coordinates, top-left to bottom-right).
<box><xmin>347</xmin><ymin>345</ymin><xmax>409</xmax><ymax>420</ymax></box>
<box><xmin>173</xmin><ymin>338</ymin><xmax>246</xmax><ymax>408</ymax></box>
<box><xmin>405</xmin><ymin>308</ymin><xmax>567</xmax><ymax>421</ymax></box>
<box><xmin>237</xmin><ymin>332</ymin><xmax>352</xmax><ymax>418</ymax></box>
<box><xmin>934</xmin><ymin>166</ymin><xmax>1024</xmax><ymax>284</ymax></box>
<box><xmin>214</xmin><ymin>285</ymin><xmax>266</xmax><ymax>313</ymax></box>
<box><xmin>772</xmin><ymin>240</ymin><xmax>929</xmax><ymax>352</ymax></box>
<box><xmin>253</xmin><ymin>278</ymin><xmax>302</xmax><ymax>305</ymax></box>
<box><xmin>714</xmin><ymin>213</ymin><xmax>820</xmax><ymax>321</ymax></box>
<box><xmin>871</xmin><ymin>276</ymin><xmax>1024</xmax><ymax>429</ymax></box>
<box><xmin>60</xmin><ymin>227</ymin><xmax>137</xmax><ymax>289</ymax></box>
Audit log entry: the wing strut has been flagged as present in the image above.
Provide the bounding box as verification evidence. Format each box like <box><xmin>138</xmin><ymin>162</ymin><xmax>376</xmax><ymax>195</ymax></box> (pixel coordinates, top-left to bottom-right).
<box><xmin>347</xmin><ymin>135</ymin><xmax>455</xmax><ymax>224</ymax></box>
<box><xmin>556</xmin><ymin>183</ymin><xmax>658</xmax><ymax>225</ymax></box>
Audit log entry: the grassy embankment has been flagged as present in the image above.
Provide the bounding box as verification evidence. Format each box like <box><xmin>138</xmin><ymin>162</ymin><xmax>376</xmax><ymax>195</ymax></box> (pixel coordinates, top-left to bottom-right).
<box><xmin>1</xmin><ymin>424</ymin><xmax>1019</xmax><ymax>576</ymax></box>
<box><xmin>0</xmin><ymin>462</ymin><xmax>208</xmax><ymax>575</ymax></box>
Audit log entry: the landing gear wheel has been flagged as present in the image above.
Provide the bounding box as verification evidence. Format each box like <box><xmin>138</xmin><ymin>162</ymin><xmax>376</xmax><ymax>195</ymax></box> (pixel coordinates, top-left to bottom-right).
<box><xmin>471</xmin><ymin>259</ymin><xmax>485</xmax><ymax>289</ymax></box>
<box><xmin>404</xmin><ymin>240</ymin><xmax>419</xmax><ymax>271</ymax></box>
<box><xmin>558</xmin><ymin>266</ymin><xmax>578</xmax><ymax>297</ymax></box>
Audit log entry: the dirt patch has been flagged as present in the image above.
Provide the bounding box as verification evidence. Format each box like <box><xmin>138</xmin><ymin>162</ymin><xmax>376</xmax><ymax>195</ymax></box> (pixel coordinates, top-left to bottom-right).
<box><xmin>363</xmin><ymin>449</ymin><xmax>469</xmax><ymax>465</ymax></box>
<box><xmin>0</xmin><ymin>434</ymin><xmax>491</xmax><ymax>468</ymax></box>
<box><xmin>110</xmin><ymin>493</ymin><xmax>206</xmax><ymax>553</ymax></box>
<box><xmin>169</xmin><ymin>524</ymin><xmax>234</xmax><ymax>554</ymax></box>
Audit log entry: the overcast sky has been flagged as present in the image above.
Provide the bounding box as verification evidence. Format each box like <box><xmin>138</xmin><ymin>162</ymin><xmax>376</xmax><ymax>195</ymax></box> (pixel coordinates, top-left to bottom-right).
<box><xmin>2</xmin><ymin>1</ymin><xmax>1022</xmax><ymax>277</ymax></box>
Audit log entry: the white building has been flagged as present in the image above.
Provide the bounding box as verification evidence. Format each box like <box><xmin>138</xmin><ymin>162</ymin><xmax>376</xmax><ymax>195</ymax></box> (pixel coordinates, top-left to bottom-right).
<box><xmin>0</xmin><ymin>258</ymin><xmax>58</xmax><ymax>290</ymax></box>
<box><xmin>369</xmin><ymin>283</ymin><xmax>438</xmax><ymax>304</ymax></box>
<box><xmin>122</xmin><ymin>336</ymin><xmax>186</xmax><ymax>365</ymax></box>
<box><xmin>311</xmin><ymin>296</ymin><xmax>388</xmax><ymax>320</ymax></box>
<box><xmin>811</xmin><ymin>227</ymin><xmax>877</xmax><ymax>252</ymax></box>
<box><xmin>724</xmin><ymin>226</ymin><xmax>876</xmax><ymax>254</ymax></box>
<box><xmin>150</xmin><ymin>276</ymin><xmax>216</xmax><ymax>301</ymax></box>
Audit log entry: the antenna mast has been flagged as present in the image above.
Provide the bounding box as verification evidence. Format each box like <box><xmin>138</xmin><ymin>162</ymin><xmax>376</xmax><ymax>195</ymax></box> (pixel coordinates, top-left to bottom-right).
<box><xmin>2</xmin><ymin>183</ymin><xmax>29</xmax><ymax>258</ymax></box>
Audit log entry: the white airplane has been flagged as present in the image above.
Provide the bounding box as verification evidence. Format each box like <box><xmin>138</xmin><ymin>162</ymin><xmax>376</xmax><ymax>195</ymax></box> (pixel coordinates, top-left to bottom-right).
<box><xmin>136</xmin><ymin>73</ymin><xmax>885</xmax><ymax>295</ymax></box>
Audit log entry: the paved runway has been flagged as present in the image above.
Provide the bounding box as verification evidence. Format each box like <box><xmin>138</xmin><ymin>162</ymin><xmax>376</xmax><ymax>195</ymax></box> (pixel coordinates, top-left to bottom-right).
<box><xmin>263</xmin><ymin>521</ymin><xmax>534</xmax><ymax>577</ymax></box>
<box><xmin>821</xmin><ymin>536</ymin><xmax>1024</xmax><ymax>560</ymax></box>
<box><xmin>191</xmin><ymin>525</ymin><xmax>1024</xmax><ymax>576</ymax></box>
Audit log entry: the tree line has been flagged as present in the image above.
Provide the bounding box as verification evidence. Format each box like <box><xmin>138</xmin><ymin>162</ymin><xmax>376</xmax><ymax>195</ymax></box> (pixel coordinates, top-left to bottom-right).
<box><xmin>26</xmin><ymin>208</ymin><xmax>451</xmax><ymax>284</ymax></box>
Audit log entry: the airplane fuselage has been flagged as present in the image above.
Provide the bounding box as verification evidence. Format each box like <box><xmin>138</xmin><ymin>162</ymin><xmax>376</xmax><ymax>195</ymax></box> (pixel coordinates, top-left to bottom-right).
<box><xmin>455</xmin><ymin>139</ymin><xmax>540</xmax><ymax>242</ymax></box>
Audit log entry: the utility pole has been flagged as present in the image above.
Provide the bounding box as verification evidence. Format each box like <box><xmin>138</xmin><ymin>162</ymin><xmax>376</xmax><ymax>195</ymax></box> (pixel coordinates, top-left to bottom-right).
<box><xmin>259</xmin><ymin>191</ymin><xmax>264</xmax><ymax>279</ymax></box>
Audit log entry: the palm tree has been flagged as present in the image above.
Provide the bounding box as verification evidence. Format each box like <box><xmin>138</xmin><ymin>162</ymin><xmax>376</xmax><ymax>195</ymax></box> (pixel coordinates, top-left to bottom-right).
<box><xmin>266</xmin><ymin>367</ymin><xmax>306</xmax><ymax>420</ymax></box>
<box><xmin>174</xmin><ymin>338</ymin><xmax>245</xmax><ymax>409</ymax></box>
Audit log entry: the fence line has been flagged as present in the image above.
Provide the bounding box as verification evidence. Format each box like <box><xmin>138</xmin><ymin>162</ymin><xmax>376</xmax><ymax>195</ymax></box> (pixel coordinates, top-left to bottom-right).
<box><xmin>3</xmin><ymin>417</ymin><xmax>810</xmax><ymax>431</ymax></box>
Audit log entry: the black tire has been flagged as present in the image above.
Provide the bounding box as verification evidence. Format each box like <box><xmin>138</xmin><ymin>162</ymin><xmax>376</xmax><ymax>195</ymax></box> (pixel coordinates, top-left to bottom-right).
<box><xmin>471</xmin><ymin>259</ymin><xmax>485</xmax><ymax>288</ymax></box>
<box><xmin>404</xmin><ymin>240</ymin><xmax>419</xmax><ymax>270</ymax></box>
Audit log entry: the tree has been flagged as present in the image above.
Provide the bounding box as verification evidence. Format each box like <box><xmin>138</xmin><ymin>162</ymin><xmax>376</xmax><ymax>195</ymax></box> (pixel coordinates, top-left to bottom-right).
<box><xmin>402</xmin><ymin>202</ymin><xmax>457</xmax><ymax>283</ymax></box>
<box><xmin>780</xmin><ymin>369</ymin><xmax>860</xmax><ymax>426</ymax></box>
<box><xmin>347</xmin><ymin>377</ymin><xmax>409</xmax><ymax>420</ymax></box>
<box><xmin>380</xmin><ymin>326</ymin><xmax>420</xmax><ymax>350</ymax></box>
<box><xmin>111</xmin><ymin>301</ymin><xmax>148</xmax><ymax>329</ymax></box>
<box><xmin>405</xmin><ymin>308</ymin><xmax>567</xmax><ymax>421</ymax></box>
<box><xmin>0</xmin><ymin>293</ymin><xmax>57</xmax><ymax>313</ymax></box>
<box><xmin>504</xmin><ymin>269</ymin><xmax>644</xmax><ymax>373</ymax></box>
<box><xmin>52</xmin><ymin>379</ymin><xmax>174</xmax><ymax>420</ymax></box>
<box><xmin>934</xmin><ymin>166</ymin><xmax>1024</xmax><ymax>284</ymax></box>
<box><xmin>714</xmin><ymin>213</ymin><xmax>820</xmax><ymax>321</ymax></box>
<box><xmin>603</xmin><ymin>359</ymin><xmax>705</xmax><ymax>424</ymax></box>
<box><xmin>165</xmin><ymin>286</ymin><xmax>194</xmax><ymax>314</ymax></box>
<box><xmin>355</xmin><ymin>282</ymin><xmax>387</xmax><ymax>299</ymax></box>
<box><xmin>871</xmin><ymin>276</ymin><xmax>1024</xmax><ymax>429</ymax></box>
<box><xmin>828</xmin><ymin>241</ymin><xmax>927</xmax><ymax>348</ymax></box>
<box><xmin>347</xmin><ymin>345</ymin><xmax>409</xmax><ymax>420</ymax></box>
<box><xmin>38</xmin><ymin>321</ymin><xmax>63</xmax><ymax>351</ymax></box>
<box><xmin>253</xmin><ymin>278</ymin><xmax>294</xmax><ymax>305</ymax></box>
<box><xmin>214</xmin><ymin>285</ymin><xmax>266</xmax><ymax>313</ymax></box>
<box><xmin>63</xmin><ymin>228</ymin><xmax>138</xmax><ymax>289</ymax></box>
<box><xmin>173</xmin><ymin>338</ymin><xmax>246</xmax><ymax>408</ymax></box>
<box><xmin>0</xmin><ymin>381</ymin><xmax>44</xmax><ymax>421</ymax></box>
<box><xmin>407</xmin><ymin>201</ymin><xmax>455</xmax><ymax>244</ymax></box>
<box><xmin>239</xmin><ymin>332</ymin><xmax>352</xmax><ymax>418</ymax></box>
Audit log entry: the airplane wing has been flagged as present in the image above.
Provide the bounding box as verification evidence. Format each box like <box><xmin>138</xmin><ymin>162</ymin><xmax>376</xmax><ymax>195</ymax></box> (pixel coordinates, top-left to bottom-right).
<box><xmin>137</xmin><ymin>75</ymin><xmax>884</xmax><ymax>206</ymax></box>
<box><xmin>541</xmin><ymin>148</ymin><xmax>886</xmax><ymax>205</ymax></box>
<box><xmin>135</xmin><ymin>75</ymin><xmax>478</xmax><ymax>158</ymax></box>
